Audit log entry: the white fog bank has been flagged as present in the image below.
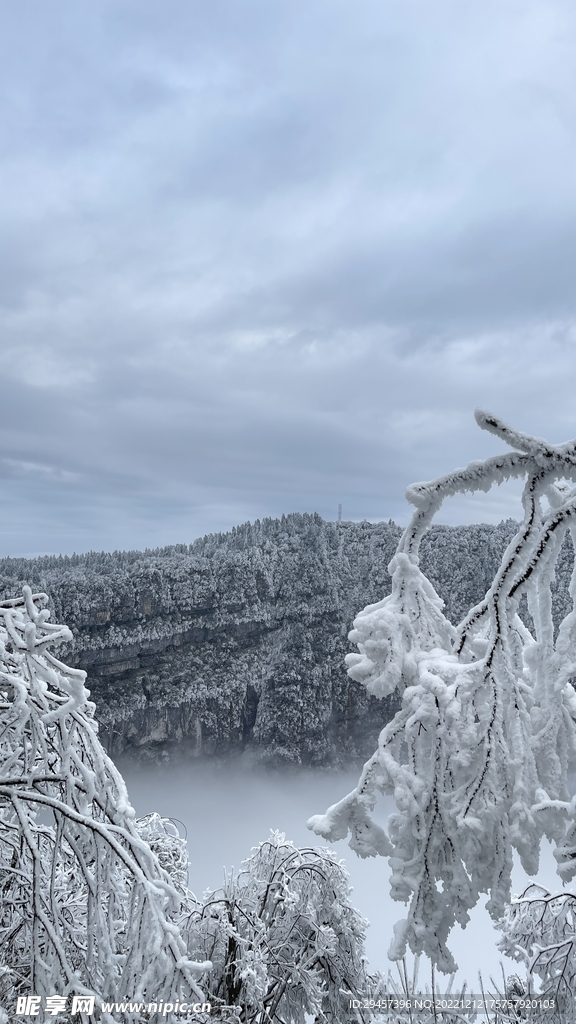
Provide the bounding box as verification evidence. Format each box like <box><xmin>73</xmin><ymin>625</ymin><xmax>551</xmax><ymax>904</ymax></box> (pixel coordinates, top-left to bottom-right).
<box><xmin>119</xmin><ymin>759</ymin><xmax>568</xmax><ymax>994</ymax></box>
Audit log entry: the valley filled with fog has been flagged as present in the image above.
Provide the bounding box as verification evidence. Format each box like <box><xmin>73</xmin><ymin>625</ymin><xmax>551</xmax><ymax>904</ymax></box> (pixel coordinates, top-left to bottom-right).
<box><xmin>120</xmin><ymin>758</ymin><xmax>566</xmax><ymax>994</ymax></box>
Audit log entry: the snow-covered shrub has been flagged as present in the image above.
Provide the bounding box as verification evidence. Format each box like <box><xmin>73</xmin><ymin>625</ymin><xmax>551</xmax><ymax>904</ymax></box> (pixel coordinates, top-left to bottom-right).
<box><xmin>308</xmin><ymin>410</ymin><xmax>576</xmax><ymax>973</ymax></box>
<box><xmin>0</xmin><ymin>586</ymin><xmax>209</xmax><ymax>1020</ymax></box>
<box><xmin>183</xmin><ymin>830</ymin><xmax>372</xmax><ymax>1023</ymax></box>
<box><xmin>498</xmin><ymin>884</ymin><xmax>576</xmax><ymax>1017</ymax></box>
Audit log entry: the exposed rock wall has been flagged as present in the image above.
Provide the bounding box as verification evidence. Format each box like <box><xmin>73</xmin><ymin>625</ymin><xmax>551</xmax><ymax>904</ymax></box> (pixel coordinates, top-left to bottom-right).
<box><xmin>1</xmin><ymin>513</ymin><xmax>567</xmax><ymax>767</ymax></box>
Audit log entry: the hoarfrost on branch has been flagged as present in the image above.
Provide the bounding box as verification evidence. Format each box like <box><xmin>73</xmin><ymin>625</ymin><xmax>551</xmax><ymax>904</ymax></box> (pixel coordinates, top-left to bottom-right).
<box><xmin>184</xmin><ymin>830</ymin><xmax>373</xmax><ymax>1023</ymax></box>
<box><xmin>308</xmin><ymin>410</ymin><xmax>576</xmax><ymax>973</ymax></box>
<box><xmin>0</xmin><ymin>586</ymin><xmax>209</xmax><ymax>1019</ymax></box>
<box><xmin>498</xmin><ymin>884</ymin><xmax>576</xmax><ymax>1014</ymax></box>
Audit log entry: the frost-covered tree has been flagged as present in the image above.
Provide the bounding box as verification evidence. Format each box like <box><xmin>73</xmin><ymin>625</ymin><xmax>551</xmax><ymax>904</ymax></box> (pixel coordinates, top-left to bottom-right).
<box><xmin>0</xmin><ymin>586</ymin><xmax>209</xmax><ymax>1021</ymax></box>
<box><xmin>308</xmin><ymin>410</ymin><xmax>576</xmax><ymax>973</ymax></box>
<box><xmin>498</xmin><ymin>884</ymin><xmax>576</xmax><ymax>1017</ymax></box>
<box><xmin>184</xmin><ymin>831</ymin><xmax>372</xmax><ymax>1023</ymax></box>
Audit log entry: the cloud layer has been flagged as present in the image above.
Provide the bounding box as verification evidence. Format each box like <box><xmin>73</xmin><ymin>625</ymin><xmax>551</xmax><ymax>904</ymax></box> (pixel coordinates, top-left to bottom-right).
<box><xmin>2</xmin><ymin>0</ymin><xmax>576</xmax><ymax>554</ymax></box>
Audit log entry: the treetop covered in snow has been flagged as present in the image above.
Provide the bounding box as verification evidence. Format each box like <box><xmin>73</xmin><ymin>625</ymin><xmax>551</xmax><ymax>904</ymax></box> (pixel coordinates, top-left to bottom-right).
<box><xmin>308</xmin><ymin>410</ymin><xmax>576</xmax><ymax>973</ymax></box>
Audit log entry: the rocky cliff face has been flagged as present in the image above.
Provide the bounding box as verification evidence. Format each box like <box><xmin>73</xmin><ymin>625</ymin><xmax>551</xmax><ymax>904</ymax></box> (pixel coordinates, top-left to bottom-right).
<box><xmin>1</xmin><ymin>513</ymin><xmax>569</xmax><ymax>767</ymax></box>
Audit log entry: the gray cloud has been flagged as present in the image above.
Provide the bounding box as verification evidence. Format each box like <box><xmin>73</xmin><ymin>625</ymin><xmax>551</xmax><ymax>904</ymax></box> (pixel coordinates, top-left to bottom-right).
<box><xmin>1</xmin><ymin>0</ymin><xmax>576</xmax><ymax>555</ymax></box>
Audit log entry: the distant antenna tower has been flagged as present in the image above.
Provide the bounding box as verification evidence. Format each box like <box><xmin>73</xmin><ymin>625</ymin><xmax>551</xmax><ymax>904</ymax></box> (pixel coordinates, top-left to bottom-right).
<box><xmin>337</xmin><ymin>503</ymin><xmax>342</xmax><ymax>522</ymax></box>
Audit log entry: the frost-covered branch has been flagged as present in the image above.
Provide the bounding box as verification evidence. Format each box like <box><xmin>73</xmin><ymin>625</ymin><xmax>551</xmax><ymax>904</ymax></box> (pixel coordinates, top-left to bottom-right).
<box><xmin>498</xmin><ymin>884</ymin><xmax>576</xmax><ymax>1018</ymax></box>
<box><xmin>308</xmin><ymin>411</ymin><xmax>576</xmax><ymax>973</ymax></box>
<box><xmin>184</xmin><ymin>830</ymin><xmax>372</xmax><ymax>1023</ymax></box>
<box><xmin>0</xmin><ymin>587</ymin><xmax>209</xmax><ymax>1021</ymax></box>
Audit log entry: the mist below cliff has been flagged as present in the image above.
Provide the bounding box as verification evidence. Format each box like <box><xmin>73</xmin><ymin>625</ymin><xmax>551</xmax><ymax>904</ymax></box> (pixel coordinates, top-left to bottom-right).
<box><xmin>120</xmin><ymin>758</ymin><xmax>565</xmax><ymax>992</ymax></box>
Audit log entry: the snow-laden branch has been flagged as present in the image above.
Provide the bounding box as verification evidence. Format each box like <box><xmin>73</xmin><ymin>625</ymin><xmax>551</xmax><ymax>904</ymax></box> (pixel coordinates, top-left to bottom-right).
<box><xmin>308</xmin><ymin>411</ymin><xmax>576</xmax><ymax>973</ymax></box>
<box><xmin>0</xmin><ymin>587</ymin><xmax>209</xmax><ymax>1021</ymax></box>
<box><xmin>183</xmin><ymin>830</ymin><xmax>373</xmax><ymax>1023</ymax></box>
<box><xmin>497</xmin><ymin>884</ymin><xmax>576</xmax><ymax>1016</ymax></box>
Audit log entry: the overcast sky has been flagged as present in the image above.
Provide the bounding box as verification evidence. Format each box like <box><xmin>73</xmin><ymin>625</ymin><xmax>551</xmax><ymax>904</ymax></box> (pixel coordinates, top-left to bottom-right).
<box><xmin>2</xmin><ymin>0</ymin><xmax>576</xmax><ymax>555</ymax></box>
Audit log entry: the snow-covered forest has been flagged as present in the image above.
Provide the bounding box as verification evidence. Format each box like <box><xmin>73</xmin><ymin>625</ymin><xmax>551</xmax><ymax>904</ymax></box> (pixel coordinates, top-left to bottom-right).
<box><xmin>2</xmin><ymin>513</ymin><xmax>572</xmax><ymax>770</ymax></box>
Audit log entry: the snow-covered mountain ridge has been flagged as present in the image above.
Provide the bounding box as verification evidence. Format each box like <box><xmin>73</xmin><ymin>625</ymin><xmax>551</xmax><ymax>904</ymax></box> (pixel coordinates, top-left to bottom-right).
<box><xmin>0</xmin><ymin>513</ymin><xmax>566</xmax><ymax>767</ymax></box>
